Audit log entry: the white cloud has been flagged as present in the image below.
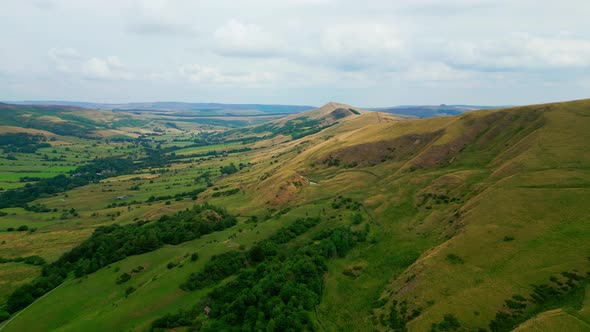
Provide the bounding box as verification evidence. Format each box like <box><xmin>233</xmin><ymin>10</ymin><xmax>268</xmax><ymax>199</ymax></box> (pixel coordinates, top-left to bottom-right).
<box><xmin>47</xmin><ymin>49</ymin><xmax>136</xmax><ymax>81</ymax></box>
<box><xmin>83</xmin><ymin>56</ymin><xmax>133</xmax><ymax>80</ymax></box>
<box><xmin>3</xmin><ymin>0</ymin><xmax>590</xmax><ymax>105</ymax></box>
<box><xmin>127</xmin><ymin>20</ymin><xmax>193</xmax><ymax>36</ymax></box>
<box><xmin>213</xmin><ymin>20</ymin><xmax>284</xmax><ymax>57</ymax></box>
<box><xmin>441</xmin><ymin>34</ymin><xmax>590</xmax><ymax>71</ymax></box>
<box><xmin>403</xmin><ymin>62</ymin><xmax>472</xmax><ymax>81</ymax></box>
<box><xmin>48</xmin><ymin>47</ymin><xmax>80</xmax><ymax>73</ymax></box>
<box><xmin>29</xmin><ymin>0</ymin><xmax>56</xmax><ymax>10</ymax></box>
<box><xmin>311</xmin><ymin>22</ymin><xmax>406</xmax><ymax>71</ymax></box>
<box><xmin>179</xmin><ymin>64</ymin><xmax>277</xmax><ymax>85</ymax></box>
<box><xmin>124</xmin><ymin>0</ymin><xmax>196</xmax><ymax>36</ymax></box>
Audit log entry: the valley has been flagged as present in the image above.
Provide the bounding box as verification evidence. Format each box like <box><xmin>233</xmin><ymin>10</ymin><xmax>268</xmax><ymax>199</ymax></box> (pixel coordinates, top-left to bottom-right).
<box><xmin>0</xmin><ymin>99</ymin><xmax>589</xmax><ymax>331</ymax></box>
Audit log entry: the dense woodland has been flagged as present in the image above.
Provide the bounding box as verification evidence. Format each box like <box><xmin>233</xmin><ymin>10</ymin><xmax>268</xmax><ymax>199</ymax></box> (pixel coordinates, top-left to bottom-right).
<box><xmin>0</xmin><ymin>133</ymin><xmax>51</xmax><ymax>154</ymax></box>
<box><xmin>152</xmin><ymin>216</ymin><xmax>366</xmax><ymax>331</ymax></box>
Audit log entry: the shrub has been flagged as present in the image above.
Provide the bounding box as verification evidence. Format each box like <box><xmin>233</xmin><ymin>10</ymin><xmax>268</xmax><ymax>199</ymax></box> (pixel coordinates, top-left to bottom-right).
<box><xmin>125</xmin><ymin>286</ymin><xmax>136</xmax><ymax>297</ymax></box>
<box><xmin>0</xmin><ymin>309</ymin><xmax>10</xmax><ymax>322</ymax></box>
<box><xmin>116</xmin><ymin>272</ymin><xmax>131</xmax><ymax>284</ymax></box>
<box><xmin>446</xmin><ymin>254</ymin><xmax>464</xmax><ymax>265</ymax></box>
<box><xmin>23</xmin><ymin>255</ymin><xmax>46</xmax><ymax>266</ymax></box>
<box><xmin>351</xmin><ymin>212</ymin><xmax>364</xmax><ymax>225</ymax></box>
<box><xmin>431</xmin><ymin>314</ymin><xmax>461</xmax><ymax>331</ymax></box>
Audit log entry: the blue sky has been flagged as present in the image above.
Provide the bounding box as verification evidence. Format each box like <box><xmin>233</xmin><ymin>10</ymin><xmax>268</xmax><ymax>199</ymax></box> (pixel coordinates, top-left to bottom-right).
<box><xmin>1</xmin><ymin>0</ymin><xmax>590</xmax><ymax>107</ymax></box>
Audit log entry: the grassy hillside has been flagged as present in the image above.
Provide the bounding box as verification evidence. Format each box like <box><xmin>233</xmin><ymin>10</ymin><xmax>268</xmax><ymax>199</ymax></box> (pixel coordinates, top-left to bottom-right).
<box><xmin>373</xmin><ymin>104</ymin><xmax>502</xmax><ymax>118</ymax></box>
<box><xmin>0</xmin><ymin>99</ymin><xmax>589</xmax><ymax>331</ymax></box>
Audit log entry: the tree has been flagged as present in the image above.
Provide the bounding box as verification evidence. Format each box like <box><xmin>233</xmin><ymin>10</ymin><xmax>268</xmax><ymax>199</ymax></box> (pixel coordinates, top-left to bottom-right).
<box><xmin>220</xmin><ymin>163</ymin><xmax>238</xmax><ymax>175</ymax></box>
<box><xmin>6</xmin><ymin>285</ymin><xmax>35</xmax><ymax>313</ymax></box>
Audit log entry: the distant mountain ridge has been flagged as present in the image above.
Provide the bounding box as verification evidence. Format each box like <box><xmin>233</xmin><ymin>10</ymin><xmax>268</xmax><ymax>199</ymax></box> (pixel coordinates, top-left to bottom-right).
<box><xmin>5</xmin><ymin>101</ymin><xmax>316</xmax><ymax>115</ymax></box>
<box><xmin>5</xmin><ymin>101</ymin><xmax>505</xmax><ymax>118</ymax></box>
<box><xmin>370</xmin><ymin>104</ymin><xmax>506</xmax><ymax>118</ymax></box>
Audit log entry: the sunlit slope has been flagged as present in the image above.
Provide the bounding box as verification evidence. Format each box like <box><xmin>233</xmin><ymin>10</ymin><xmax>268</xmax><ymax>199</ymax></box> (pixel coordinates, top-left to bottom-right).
<box><xmin>276</xmin><ymin>102</ymin><xmax>369</xmax><ymax>124</ymax></box>
<box><xmin>363</xmin><ymin>99</ymin><xmax>590</xmax><ymax>331</ymax></box>
<box><xmin>240</xmin><ymin>98</ymin><xmax>590</xmax><ymax>330</ymax></box>
<box><xmin>3</xmin><ymin>98</ymin><xmax>590</xmax><ymax>331</ymax></box>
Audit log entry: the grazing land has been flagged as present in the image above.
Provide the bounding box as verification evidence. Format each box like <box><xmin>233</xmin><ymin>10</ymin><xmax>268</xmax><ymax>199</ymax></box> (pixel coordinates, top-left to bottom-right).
<box><xmin>0</xmin><ymin>99</ymin><xmax>589</xmax><ymax>331</ymax></box>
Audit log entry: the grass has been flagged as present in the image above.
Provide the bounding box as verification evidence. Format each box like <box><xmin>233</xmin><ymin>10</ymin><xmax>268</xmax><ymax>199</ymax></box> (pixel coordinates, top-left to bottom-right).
<box><xmin>1</xmin><ymin>99</ymin><xmax>590</xmax><ymax>331</ymax></box>
<box><xmin>172</xmin><ymin>142</ymin><xmax>243</xmax><ymax>156</ymax></box>
<box><xmin>0</xmin><ymin>215</ymin><xmax>291</xmax><ymax>332</ymax></box>
<box><xmin>0</xmin><ymin>263</ymin><xmax>40</xmax><ymax>301</ymax></box>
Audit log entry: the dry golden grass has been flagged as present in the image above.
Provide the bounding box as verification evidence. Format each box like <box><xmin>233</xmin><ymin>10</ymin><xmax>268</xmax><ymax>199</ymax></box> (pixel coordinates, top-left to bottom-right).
<box><xmin>0</xmin><ymin>125</ymin><xmax>56</xmax><ymax>137</ymax></box>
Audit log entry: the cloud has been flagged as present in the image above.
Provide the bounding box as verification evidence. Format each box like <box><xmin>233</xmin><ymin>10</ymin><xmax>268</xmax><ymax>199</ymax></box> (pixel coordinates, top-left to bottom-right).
<box><xmin>282</xmin><ymin>0</ymin><xmax>335</xmax><ymax>4</ymax></box>
<box><xmin>29</xmin><ymin>0</ymin><xmax>56</xmax><ymax>10</ymax></box>
<box><xmin>398</xmin><ymin>0</ymin><xmax>506</xmax><ymax>14</ymax></box>
<box><xmin>179</xmin><ymin>64</ymin><xmax>276</xmax><ymax>85</ymax></box>
<box><xmin>440</xmin><ymin>34</ymin><xmax>590</xmax><ymax>71</ymax></box>
<box><xmin>213</xmin><ymin>20</ymin><xmax>284</xmax><ymax>57</ymax></box>
<box><xmin>5</xmin><ymin>0</ymin><xmax>590</xmax><ymax>105</ymax></box>
<box><xmin>403</xmin><ymin>62</ymin><xmax>472</xmax><ymax>81</ymax></box>
<box><xmin>127</xmin><ymin>20</ymin><xmax>193</xmax><ymax>36</ymax></box>
<box><xmin>83</xmin><ymin>56</ymin><xmax>134</xmax><ymax>80</ymax></box>
<box><xmin>48</xmin><ymin>48</ymin><xmax>81</xmax><ymax>73</ymax></box>
<box><xmin>47</xmin><ymin>49</ymin><xmax>135</xmax><ymax>81</ymax></box>
<box><xmin>298</xmin><ymin>22</ymin><xmax>406</xmax><ymax>71</ymax></box>
<box><xmin>125</xmin><ymin>0</ymin><xmax>195</xmax><ymax>36</ymax></box>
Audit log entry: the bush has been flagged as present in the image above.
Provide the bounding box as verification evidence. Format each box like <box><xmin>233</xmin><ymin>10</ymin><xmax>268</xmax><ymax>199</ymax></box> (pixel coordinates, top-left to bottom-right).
<box><xmin>116</xmin><ymin>272</ymin><xmax>131</xmax><ymax>284</ymax></box>
<box><xmin>23</xmin><ymin>255</ymin><xmax>46</xmax><ymax>266</ymax></box>
<box><xmin>446</xmin><ymin>254</ymin><xmax>464</xmax><ymax>265</ymax></box>
<box><xmin>0</xmin><ymin>309</ymin><xmax>10</xmax><ymax>322</ymax></box>
<box><xmin>125</xmin><ymin>286</ymin><xmax>136</xmax><ymax>297</ymax></box>
<box><xmin>351</xmin><ymin>212</ymin><xmax>364</xmax><ymax>225</ymax></box>
<box><xmin>431</xmin><ymin>314</ymin><xmax>461</xmax><ymax>331</ymax></box>
<box><xmin>17</xmin><ymin>225</ymin><xmax>29</xmax><ymax>231</ymax></box>
<box><xmin>220</xmin><ymin>163</ymin><xmax>238</xmax><ymax>175</ymax></box>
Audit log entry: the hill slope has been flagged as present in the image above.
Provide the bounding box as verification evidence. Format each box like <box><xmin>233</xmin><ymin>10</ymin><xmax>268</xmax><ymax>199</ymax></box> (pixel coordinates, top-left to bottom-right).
<box><xmin>1</xmin><ymin>99</ymin><xmax>589</xmax><ymax>331</ymax></box>
<box><xmin>373</xmin><ymin>104</ymin><xmax>504</xmax><ymax>118</ymax></box>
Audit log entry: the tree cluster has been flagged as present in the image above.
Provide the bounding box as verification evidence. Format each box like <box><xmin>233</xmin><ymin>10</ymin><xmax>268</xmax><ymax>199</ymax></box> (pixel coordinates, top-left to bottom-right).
<box><xmin>0</xmin><ymin>133</ymin><xmax>51</xmax><ymax>154</ymax></box>
<box><xmin>0</xmin><ymin>157</ymin><xmax>136</xmax><ymax>208</ymax></box>
<box><xmin>2</xmin><ymin>203</ymin><xmax>237</xmax><ymax>316</ymax></box>
<box><xmin>153</xmin><ymin>218</ymin><xmax>367</xmax><ymax>331</ymax></box>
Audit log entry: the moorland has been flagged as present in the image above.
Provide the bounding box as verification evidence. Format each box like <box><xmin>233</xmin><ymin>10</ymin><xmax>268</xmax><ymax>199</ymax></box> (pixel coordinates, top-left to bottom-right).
<box><xmin>0</xmin><ymin>99</ymin><xmax>589</xmax><ymax>331</ymax></box>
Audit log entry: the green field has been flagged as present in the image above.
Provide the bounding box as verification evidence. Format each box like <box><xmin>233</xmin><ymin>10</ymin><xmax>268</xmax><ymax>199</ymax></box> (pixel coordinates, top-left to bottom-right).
<box><xmin>1</xmin><ymin>100</ymin><xmax>589</xmax><ymax>331</ymax></box>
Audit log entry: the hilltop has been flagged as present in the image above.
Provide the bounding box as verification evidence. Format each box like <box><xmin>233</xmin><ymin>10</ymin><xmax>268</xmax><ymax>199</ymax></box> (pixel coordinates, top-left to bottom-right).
<box><xmin>5</xmin><ymin>100</ymin><xmax>507</xmax><ymax>119</ymax></box>
<box><xmin>0</xmin><ymin>99</ymin><xmax>589</xmax><ymax>331</ymax></box>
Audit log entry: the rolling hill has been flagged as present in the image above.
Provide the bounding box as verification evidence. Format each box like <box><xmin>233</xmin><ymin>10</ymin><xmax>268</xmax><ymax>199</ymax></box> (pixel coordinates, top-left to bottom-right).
<box><xmin>0</xmin><ymin>98</ymin><xmax>589</xmax><ymax>331</ymax></box>
<box><xmin>371</xmin><ymin>104</ymin><xmax>505</xmax><ymax>118</ymax></box>
<box><xmin>5</xmin><ymin>101</ymin><xmax>315</xmax><ymax>116</ymax></box>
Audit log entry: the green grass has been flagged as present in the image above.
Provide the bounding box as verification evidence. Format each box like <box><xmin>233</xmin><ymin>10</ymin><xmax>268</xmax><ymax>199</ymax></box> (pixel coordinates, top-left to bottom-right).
<box><xmin>0</xmin><ymin>215</ymin><xmax>290</xmax><ymax>332</ymax></box>
<box><xmin>1</xmin><ymin>99</ymin><xmax>590</xmax><ymax>331</ymax></box>
<box><xmin>172</xmin><ymin>142</ymin><xmax>243</xmax><ymax>156</ymax></box>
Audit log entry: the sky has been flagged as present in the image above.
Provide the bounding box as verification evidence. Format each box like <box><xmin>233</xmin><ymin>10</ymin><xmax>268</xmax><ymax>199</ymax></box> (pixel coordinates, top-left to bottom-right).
<box><xmin>1</xmin><ymin>0</ymin><xmax>590</xmax><ymax>107</ymax></box>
